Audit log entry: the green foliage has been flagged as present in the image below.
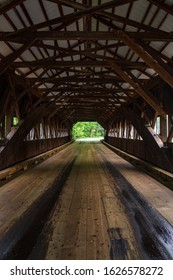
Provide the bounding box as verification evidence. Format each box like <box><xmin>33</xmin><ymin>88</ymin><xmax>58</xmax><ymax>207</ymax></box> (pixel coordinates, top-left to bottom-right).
<box><xmin>72</xmin><ymin>122</ymin><xmax>104</xmax><ymax>139</ymax></box>
<box><xmin>13</xmin><ymin>117</ymin><xmax>19</xmax><ymax>126</ymax></box>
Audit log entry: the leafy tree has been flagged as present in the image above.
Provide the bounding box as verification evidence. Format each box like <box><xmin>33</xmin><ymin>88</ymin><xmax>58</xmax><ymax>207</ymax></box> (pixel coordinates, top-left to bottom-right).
<box><xmin>72</xmin><ymin>122</ymin><xmax>104</xmax><ymax>139</ymax></box>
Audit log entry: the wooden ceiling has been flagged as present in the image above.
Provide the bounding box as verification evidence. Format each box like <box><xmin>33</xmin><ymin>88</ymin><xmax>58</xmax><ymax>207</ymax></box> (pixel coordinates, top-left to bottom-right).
<box><xmin>0</xmin><ymin>0</ymin><xmax>173</xmax><ymax>127</ymax></box>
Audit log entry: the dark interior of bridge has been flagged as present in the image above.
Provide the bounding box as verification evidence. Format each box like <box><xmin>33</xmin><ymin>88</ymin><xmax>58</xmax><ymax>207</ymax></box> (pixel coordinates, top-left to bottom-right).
<box><xmin>0</xmin><ymin>0</ymin><xmax>173</xmax><ymax>172</ymax></box>
<box><xmin>1</xmin><ymin>0</ymin><xmax>173</xmax><ymax>260</ymax></box>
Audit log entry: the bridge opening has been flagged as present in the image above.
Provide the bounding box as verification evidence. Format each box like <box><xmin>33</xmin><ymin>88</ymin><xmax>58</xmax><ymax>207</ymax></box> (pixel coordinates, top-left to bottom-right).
<box><xmin>72</xmin><ymin>122</ymin><xmax>104</xmax><ymax>141</ymax></box>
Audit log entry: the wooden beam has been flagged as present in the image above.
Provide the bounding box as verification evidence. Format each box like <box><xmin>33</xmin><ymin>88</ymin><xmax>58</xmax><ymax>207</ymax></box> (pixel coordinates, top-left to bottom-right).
<box><xmin>51</xmin><ymin>0</ymin><xmax>167</xmax><ymax>34</ymax></box>
<box><xmin>16</xmin><ymin>69</ymin><xmax>48</xmax><ymax>102</ymax></box>
<box><xmin>136</xmin><ymin>39</ymin><xmax>173</xmax><ymax>76</ymax></box>
<box><xmin>12</xmin><ymin>59</ymin><xmax>148</xmax><ymax>68</ymax></box>
<box><xmin>108</xmin><ymin>61</ymin><xmax>165</xmax><ymax>115</ymax></box>
<box><xmin>114</xmin><ymin>30</ymin><xmax>173</xmax><ymax>91</ymax></box>
<box><xmin>1</xmin><ymin>31</ymin><xmax>172</xmax><ymax>43</ymax></box>
<box><xmin>8</xmin><ymin>76</ymin><xmax>20</xmax><ymax>119</ymax></box>
<box><xmin>34</xmin><ymin>41</ymin><xmax>122</xmax><ymax>52</ymax></box>
<box><xmin>49</xmin><ymin>94</ymin><xmax>127</xmax><ymax>99</ymax></box>
<box><xmin>26</xmin><ymin>77</ymin><xmax>124</xmax><ymax>84</ymax></box>
<box><xmin>50</xmin><ymin>0</ymin><xmax>134</xmax><ymax>9</ymax></box>
<box><xmin>148</xmin><ymin>0</ymin><xmax>173</xmax><ymax>16</ymax></box>
<box><xmin>119</xmin><ymin>107</ymin><xmax>173</xmax><ymax>170</ymax></box>
<box><xmin>34</xmin><ymin>46</ymin><xmax>116</xmax><ymax>61</ymax></box>
<box><xmin>39</xmin><ymin>86</ymin><xmax>133</xmax><ymax>94</ymax></box>
<box><xmin>0</xmin><ymin>0</ymin><xmax>24</xmax><ymax>15</ymax></box>
<box><xmin>0</xmin><ymin>103</ymin><xmax>54</xmax><ymax>170</ymax></box>
<box><xmin>0</xmin><ymin>31</ymin><xmax>117</xmax><ymax>42</ymax></box>
<box><xmin>0</xmin><ymin>39</ymin><xmax>34</xmax><ymax>76</ymax></box>
<box><xmin>0</xmin><ymin>82</ymin><xmax>11</xmax><ymax>123</ymax></box>
<box><xmin>0</xmin><ymin>0</ymin><xmax>134</xmax><ymax>38</ymax></box>
<box><xmin>97</xmin><ymin>11</ymin><xmax>166</xmax><ymax>33</ymax></box>
<box><xmin>166</xmin><ymin>126</ymin><xmax>173</xmax><ymax>143</ymax></box>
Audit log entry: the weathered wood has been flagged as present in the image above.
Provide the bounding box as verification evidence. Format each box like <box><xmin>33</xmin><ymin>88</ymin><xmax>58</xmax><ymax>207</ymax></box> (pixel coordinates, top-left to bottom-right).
<box><xmin>50</xmin><ymin>0</ymin><xmax>134</xmax><ymax>9</ymax></box>
<box><xmin>166</xmin><ymin>126</ymin><xmax>173</xmax><ymax>143</ymax></box>
<box><xmin>115</xmin><ymin>30</ymin><xmax>173</xmax><ymax>91</ymax></box>
<box><xmin>0</xmin><ymin>79</ymin><xmax>11</xmax><ymax>122</ymax></box>
<box><xmin>8</xmin><ymin>76</ymin><xmax>20</xmax><ymax>119</ymax></box>
<box><xmin>40</xmin><ymin>87</ymin><xmax>133</xmax><ymax>94</ymax></box>
<box><xmin>108</xmin><ymin>61</ymin><xmax>165</xmax><ymax>115</ymax></box>
<box><xmin>148</xmin><ymin>0</ymin><xmax>173</xmax><ymax>16</ymax></box>
<box><xmin>103</xmin><ymin>140</ymin><xmax>173</xmax><ymax>190</ymax></box>
<box><xmin>0</xmin><ymin>40</ymin><xmax>34</xmax><ymax>76</ymax></box>
<box><xmin>1</xmin><ymin>31</ymin><xmax>172</xmax><ymax>43</ymax></box>
<box><xmin>12</xmin><ymin>60</ymin><xmax>148</xmax><ymax>68</ymax></box>
<box><xmin>0</xmin><ymin>0</ymin><xmax>135</xmax><ymax>39</ymax></box>
<box><xmin>0</xmin><ymin>103</ymin><xmax>54</xmax><ymax>170</ymax></box>
<box><xmin>55</xmin><ymin>0</ymin><xmax>159</xmax><ymax>33</ymax></box>
<box><xmin>17</xmin><ymin>69</ymin><xmax>48</xmax><ymax>102</ymax></box>
<box><xmin>119</xmin><ymin>107</ymin><xmax>173</xmax><ymax>171</ymax></box>
<box><xmin>27</xmin><ymin>77</ymin><xmax>125</xmax><ymax>84</ymax></box>
<box><xmin>0</xmin><ymin>0</ymin><xmax>24</xmax><ymax>15</ymax></box>
<box><xmin>0</xmin><ymin>141</ymin><xmax>72</xmax><ymax>180</ymax></box>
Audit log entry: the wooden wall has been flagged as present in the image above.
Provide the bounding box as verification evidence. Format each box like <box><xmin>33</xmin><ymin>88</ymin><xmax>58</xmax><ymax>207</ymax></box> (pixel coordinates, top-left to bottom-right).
<box><xmin>0</xmin><ymin>136</ymin><xmax>70</xmax><ymax>169</ymax></box>
<box><xmin>107</xmin><ymin>136</ymin><xmax>173</xmax><ymax>172</ymax></box>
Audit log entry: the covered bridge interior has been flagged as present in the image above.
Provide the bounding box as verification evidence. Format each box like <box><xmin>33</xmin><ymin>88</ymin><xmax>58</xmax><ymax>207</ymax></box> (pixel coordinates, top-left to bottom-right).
<box><xmin>1</xmin><ymin>0</ymin><xmax>173</xmax><ymax>260</ymax></box>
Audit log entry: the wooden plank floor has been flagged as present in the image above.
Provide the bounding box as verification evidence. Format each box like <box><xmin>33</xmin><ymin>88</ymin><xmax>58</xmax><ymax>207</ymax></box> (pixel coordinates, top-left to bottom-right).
<box><xmin>97</xmin><ymin>144</ymin><xmax>173</xmax><ymax>226</ymax></box>
<box><xmin>0</xmin><ymin>141</ymin><xmax>173</xmax><ymax>259</ymax></box>
<box><xmin>45</xmin><ymin>143</ymin><xmax>140</xmax><ymax>260</ymax></box>
<box><xmin>0</xmin><ymin>144</ymin><xmax>76</xmax><ymax>238</ymax></box>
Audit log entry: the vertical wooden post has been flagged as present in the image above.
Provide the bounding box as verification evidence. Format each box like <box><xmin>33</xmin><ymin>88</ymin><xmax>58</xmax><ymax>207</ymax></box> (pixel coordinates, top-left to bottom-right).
<box><xmin>0</xmin><ymin>103</ymin><xmax>54</xmax><ymax>170</ymax></box>
<box><xmin>160</xmin><ymin>116</ymin><xmax>167</xmax><ymax>142</ymax></box>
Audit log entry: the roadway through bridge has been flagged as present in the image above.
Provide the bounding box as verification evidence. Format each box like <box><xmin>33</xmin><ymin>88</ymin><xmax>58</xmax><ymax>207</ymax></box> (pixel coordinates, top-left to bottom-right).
<box><xmin>0</xmin><ymin>141</ymin><xmax>173</xmax><ymax>260</ymax></box>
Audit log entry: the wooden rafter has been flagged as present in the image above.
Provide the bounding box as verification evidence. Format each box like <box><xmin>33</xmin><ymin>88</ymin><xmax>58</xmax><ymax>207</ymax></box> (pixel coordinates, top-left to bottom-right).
<box><xmin>114</xmin><ymin>30</ymin><xmax>173</xmax><ymax>90</ymax></box>
<box><xmin>1</xmin><ymin>31</ymin><xmax>172</xmax><ymax>43</ymax></box>
<box><xmin>135</xmin><ymin>40</ymin><xmax>173</xmax><ymax>75</ymax></box>
<box><xmin>108</xmin><ymin>61</ymin><xmax>165</xmax><ymax>115</ymax></box>
<box><xmin>12</xmin><ymin>59</ymin><xmax>148</xmax><ymax>68</ymax></box>
<box><xmin>0</xmin><ymin>0</ymin><xmax>24</xmax><ymax>15</ymax></box>
<box><xmin>40</xmin><ymin>87</ymin><xmax>132</xmax><ymax>95</ymax></box>
<box><xmin>0</xmin><ymin>0</ymin><xmax>134</xmax><ymax>38</ymax></box>
<box><xmin>50</xmin><ymin>0</ymin><xmax>134</xmax><ymax>8</ymax></box>
<box><xmin>0</xmin><ymin>0</ymin><xmax>173</xmax><ymax>131</ymax></box>
<box><xmin>0</xmin><ymin>39</ymin><xmax>34</xmax><ymax>76</ymax></box>
<box><xmin>54</xmin><ymin>0</ymin><xmax>160</xmax><ymax>33</ymax></box>
<box><xmin>26</xmin><ymin>77</ymin><xmax>124</xmax><ymax>84</ymax></box>
<box><xmin>148</xmin><ymin>0</ymin><xmax>173</xmax><ymax>16</ymax></box>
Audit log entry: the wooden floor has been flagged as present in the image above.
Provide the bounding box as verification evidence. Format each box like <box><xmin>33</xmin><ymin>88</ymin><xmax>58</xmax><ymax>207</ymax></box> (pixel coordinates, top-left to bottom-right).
<box><xmin>0</xmin><ymin>144</ymin><xmax>76</xmax><ymax>240</ymax></box>
<box><xmin>45</xmin><ymin>142</ymin><xmax>140</xmax><ymax>260</ymax></box>
<box><xmin>0</xmin><ymin>141</ymin><xmax>173</xmax><ymax>259</ymax></box>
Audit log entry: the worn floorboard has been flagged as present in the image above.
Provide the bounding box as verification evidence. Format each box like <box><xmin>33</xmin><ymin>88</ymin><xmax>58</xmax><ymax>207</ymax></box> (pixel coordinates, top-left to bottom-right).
<box><xmin>0</xmin><ymin>142</ymin><xmax>173</xmax><ymax>259</ymax></box>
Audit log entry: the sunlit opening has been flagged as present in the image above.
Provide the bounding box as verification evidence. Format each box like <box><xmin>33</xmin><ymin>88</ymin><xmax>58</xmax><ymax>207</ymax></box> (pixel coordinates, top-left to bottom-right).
<box><xmin>72</xmin><ymin>122</ymin><xmax>104</xmax><ymax>141</ymax></box>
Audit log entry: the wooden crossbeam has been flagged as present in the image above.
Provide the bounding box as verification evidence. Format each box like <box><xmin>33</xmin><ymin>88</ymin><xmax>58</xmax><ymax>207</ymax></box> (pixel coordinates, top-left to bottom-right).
<box><xmin>0</xmin><ymin>0</ymin><xmax>134</xmax><ymax>38</ymax></box>
<box><xmin>1</xmin><ymin>31</ymin><xmax>172</xmax><ymax>43</ymax></box>
<box><xmin>39</xmin><ymin>87</ymin><xmax>133</xmax><ymax>94</ymax></box>
<box><xmin>16</xmin><ymin>69</ymin><xmax>48</xmax><ymax>102</ymax></box>
<box><xmin>108</xmin><ymin>61</ymin><xmax>165</xmax><ymax>115</ymax></box>
<box><xmin>51</xmin><ymin>0</ymin><xmax>161</xmax><ymax>33</ymax></box>
<box><xmin>26</xmin><ymin>77</ymin><xmax>124</xmax><ymax>84</ymax></box>
<box><xmin>0</xmin><ymin>0</ymin><xmax>24</xmax><ymax>15</ymax></box>
<box><xmin>12</xmin><ymin>60</ymin><xmax>148</xmax><ymax>68</ymax></box>
<box><xmin>55</xmin><ymin>0</ymin><xmax>159</xmax><ymax>32</ymax></box>
<box><xmin>50</xmin><ymin>0</ymin><xmax>133</xmax><ymax>9</ymax></box>
<box><xmin>0</xmin><ymin>103</ymin><xmax>55</xmax><ymax>170</ymax></box>
<box><xmin>115</xmin><ymin>30</ymin><xmax>173</xmax><ymax>91</ymax></box>
<box><xmin>136</xmin><ymin>40</ymin><xmax>173</xmax><ymax>76</ymax></box>
<box><xmin>34</xmin><ymin>41</ymin><xmax>122</xmax><ymax>52</ymax></box>
<box><xmin>48</xmin><ymin>94</ymin><xmax>126</xmax><ymax>99</ymax></box>
<box><xmin>148</xmin><ymin>0</ymin><xmax>173</xmax><ymax>16</ymax></box>
<box><xmin>97</xmin><ymin>11</ymin><xmax>166</xmax><ymax>33</ymax></box>
<box><xmin>0</xmin><ymin>39</ymin><xmax>34</xmax><ymax>76</ymax></box>
<box><xmin>46</xmin><ymin>94</ymin><xmax>127</xmax><ymax>101</ymax></box>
